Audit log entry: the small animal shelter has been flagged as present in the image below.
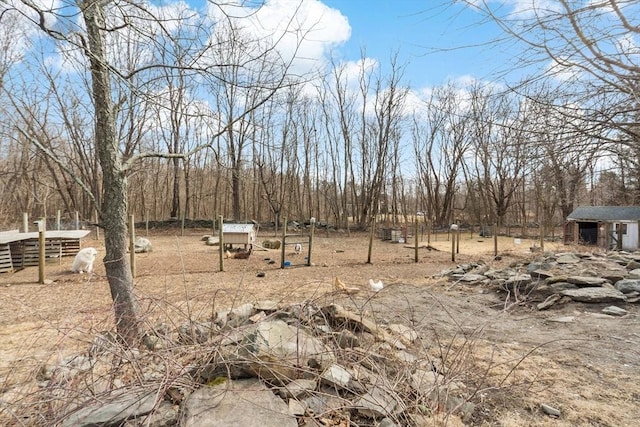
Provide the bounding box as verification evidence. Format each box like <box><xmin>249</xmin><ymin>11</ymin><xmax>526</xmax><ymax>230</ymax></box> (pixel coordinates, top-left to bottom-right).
<box><xmin>564</xmin><ymin>206</ymin><xmax>640</xmax><ymax>251</ymax></box>
<box><xmin>222</xmin><ymin>223</ymin><xmax>256</xmax><ymax>250</ymax></box>
<box><xmin>0</xmin><ymin>229</ymin><xmax>90</xmax><ymax>273</ymax></box>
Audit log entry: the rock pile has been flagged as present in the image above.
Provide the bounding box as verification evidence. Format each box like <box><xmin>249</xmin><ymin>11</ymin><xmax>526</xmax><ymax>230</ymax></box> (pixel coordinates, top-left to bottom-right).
<box><xmin>28</xmin><ymin>301</ymin><xmax>475</xmax><ymax>426</ymax></box>
<box><xmin>134</xmin><ymin>237</ymin><xmax>153</xmax><ymax>253</ymax></box>
<box><xmin>440</xmin><ymin>250</ymin><xmax>640</xmax><ymax>312</ymax></box>
<box><xmin>262</xmin><ymin>239</ymin><xmax>282</xmax><ymax>249</ymax></box>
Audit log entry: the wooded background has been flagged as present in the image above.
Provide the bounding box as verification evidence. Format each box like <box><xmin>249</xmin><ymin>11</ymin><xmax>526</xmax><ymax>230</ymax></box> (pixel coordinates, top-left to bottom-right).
<box><xmin>1</xmin><ymin>1</ymin><xmax>638</xmax><ymax>234</ymax></box>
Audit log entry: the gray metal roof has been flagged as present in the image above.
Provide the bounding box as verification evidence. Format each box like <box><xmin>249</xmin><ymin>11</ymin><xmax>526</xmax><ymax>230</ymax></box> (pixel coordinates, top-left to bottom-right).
<box><xmin>0</xmin><ymin>230</ymin><xmax>91</xmax><ymax>245</ymax></box>
<box><xmin>566</xmin><ymin>206</ymin><xmax>640</xmax><ymax>222</ymax></box>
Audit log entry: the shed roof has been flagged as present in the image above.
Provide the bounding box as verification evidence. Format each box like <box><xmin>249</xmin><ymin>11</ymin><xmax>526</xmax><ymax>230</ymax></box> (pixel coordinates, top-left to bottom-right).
<box><xmin>0</xmin><ymin>230</ymin><xmax>91</xmax><ymax>245</ymax></box>
<box><xmin>222</xmin><ymin>223</ymin><xmax>255</xmax><ymax>233</ymax></box>
<box><xmin>566</xmin><ymin>206</ymin><xmax>640</xmax><ymax>222</ymax></box>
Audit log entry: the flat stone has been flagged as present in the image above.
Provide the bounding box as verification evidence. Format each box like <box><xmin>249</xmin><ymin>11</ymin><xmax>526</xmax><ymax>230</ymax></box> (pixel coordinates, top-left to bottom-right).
<box><xmin>567</xmin><ymin>276</ymin><xmax>609</xmax><ymax>287</ymax></box>
<box><xmin>61</xmin><ymin>386</ymin><xmax>157</xmax><ymax>427</ymax></box>
<box><xmin>530</xmin><ymin>269</ymin><xmax>554</xmax><ymax>279</ymax></box>
<box><xmin>560</xmin><ymin>287</ymin><xmax>627</xmax><ymax>303</ymax></box>
<box><xmin>504</xmin><ymin>274</ymin><xmax>532</xmax><ymax>288</ymax></box>
<box><xmin>322</xmin><ymin>304</ymin><xmax>406</xmax><ymax>350</ymax></box>
<box><xmin>627</xmin><ymin>268</ymin><xmax>640</xmax><ymax>279</ymax></box>
<box><xmin>288</xmin><ymin>399</ymin><xmax>307</xmax><ymax>416</ymax></box>
<box><xmin>602</xmin><ymin>306</ymin><xmax>628</xmax><ymax>316</ymax></box>
<box><xmin>254</xmin><ymin>300</ymin><xmax>279</xmax><ymax>311</ymax></box>
<box><xmin>537</xmin><ymin>294</ymin><xmax>561</xmax><ymax>311</ymax></box>
<box><xmin>354</xmin><ymin>384</ymin><xmax>401</xmax><ymax>418</ymax></box>
<box><xmin>302</xmin><ymin>387</ymin><xmax>344</xmax><ymax>415</ymax></box>
<box><xmin>451</xmin><ymin>273</ymin><xmax>487</xmax><ymax>283</ymax></box>
<box><xmin>243</xmin><ymin>320</ymin><xmax>336</xmax><ymax>382</ymax></box>
<box><xmin>556</xmin><ymin>253</ymin><xmax>581</xmax><ymax>264</ymax></box>
<box><xmin>627</xmin><ymin>260</ymin><xmax>640</xmax><ymax>270</ymax></box>
<box><xmin>321</xmin><ymin>363</ymin><xmax>352</xmax><ymax>389</ymax></box>
<box><xmin>541</xmin><ymin>403</ymin><xmax>561</xmax><ymax>417</ymax></box>
<box><xmin>527</xmin><ymin>262</ymin><xmax>553</xmax><ymax>273</ymax></box>
<box><xmin>278</xmin><ymin>379</ymin><xmax>317</xmax><ymax>399</ymax></box>
<box><xmin>548</xmin><ymin>282</ymin><xmax>578</xmax><ymax>292</ymax></box>
<box><xmin>614</xmin><ymin>279</ymin><xmax>640</xmax><ymax>294</ymax></box>
<box><xmin>181</xmin><ymin>379</ymin><xmax>296</xmax><ymax>427</ymax></box>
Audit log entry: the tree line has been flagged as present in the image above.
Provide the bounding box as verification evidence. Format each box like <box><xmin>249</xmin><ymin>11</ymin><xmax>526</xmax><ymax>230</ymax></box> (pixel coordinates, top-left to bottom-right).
<box><xmin>0</xmin><ymin>64</ymin><xmax>634</xmax><ymax>233</ymax></box>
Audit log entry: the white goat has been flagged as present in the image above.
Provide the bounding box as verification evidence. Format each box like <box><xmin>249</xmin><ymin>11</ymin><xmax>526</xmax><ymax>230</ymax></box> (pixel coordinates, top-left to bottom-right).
<box><xmin>72</xmin><ymin>247</ymin><xmax>98</xmax><ymax>274</ymax></box>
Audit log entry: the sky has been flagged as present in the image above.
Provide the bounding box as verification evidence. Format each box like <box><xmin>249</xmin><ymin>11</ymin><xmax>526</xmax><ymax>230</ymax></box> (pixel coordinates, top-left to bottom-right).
<box><xmin>0</xmin><ymin>0</ymin><xmax>531</xmax><ymax>95</ymax></box>
<box><xmin>183</xmin><ymin>0</ymin><xmax>527</xmax><ymax>93</ymax></box>
<box><xmin>319</xmin><ymin>0</ymin><xmax>510</xmax><ymax>88</ymax></box>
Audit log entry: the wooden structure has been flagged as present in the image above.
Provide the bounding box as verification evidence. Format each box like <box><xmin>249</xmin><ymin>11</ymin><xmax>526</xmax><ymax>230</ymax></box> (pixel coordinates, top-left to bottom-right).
<box><xmin>378</xmin><ymin>227</ymin><xmax>406</xmax><ymax>243</ymax></box>
<box><xmin>0</xmin><ymin>230</ymin><xmax>90</xmax><ymax>273</ymax></box>
<box><xmin>280</xmin><ymin>218</ymin><xmax>316</xmax><ymax>269</ymax></box>
<box><xmin>564</xmin><ymin>206</ymin><xmax>640</xmax><ymax>251</ymax></box>
<box><xmin>222</xmin><ymin>223</ymin><xmax>256</xmax><ymax>250</ymax></box>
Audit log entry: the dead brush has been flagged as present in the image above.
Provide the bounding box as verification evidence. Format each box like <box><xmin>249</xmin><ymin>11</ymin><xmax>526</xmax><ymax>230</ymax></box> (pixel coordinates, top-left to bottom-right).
<box><xmin>0</xmin><ymin>242</ymin><xmax>584</xmax><ymax>427</ymax></box>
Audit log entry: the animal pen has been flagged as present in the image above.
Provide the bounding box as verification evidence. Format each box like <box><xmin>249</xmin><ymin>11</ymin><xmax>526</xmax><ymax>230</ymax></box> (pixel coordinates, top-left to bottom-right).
<box><xmin>280</xmin><ymin>218</ymin><xmax>316</xmax><ymax>269</ymax></box>
<box><xmin>0</xmin><ymin>229</ymin><xmax>90</xmax><ymax>274</ymax></box>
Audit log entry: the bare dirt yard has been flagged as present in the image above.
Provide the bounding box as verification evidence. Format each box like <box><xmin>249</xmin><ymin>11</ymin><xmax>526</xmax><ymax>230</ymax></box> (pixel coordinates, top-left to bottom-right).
<box><xmin>1</xmin><ymin>228</ymin><xmax>639</xmax><ymax>426</ymax></box>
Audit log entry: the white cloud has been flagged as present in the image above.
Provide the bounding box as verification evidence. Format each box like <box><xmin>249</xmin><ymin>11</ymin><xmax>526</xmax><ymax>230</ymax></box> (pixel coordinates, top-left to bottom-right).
<box><xmin>544</xmin><ymin>57</ymin><xmax>582</xmax><ymax>83</ymax></box>
<box><xmin>206</xmin><ymin>0</ymin><xmax>351</xmax><ymax>76</ymax></box>
<box><xmin>465</xmin><ymin>0</ymin><xmax>560</xmax><ymax>19</ymax></box>
<box><xmin>0</xmin><ymin>0</ymin><xmax>62</xmax><ymax>69</ymax></box>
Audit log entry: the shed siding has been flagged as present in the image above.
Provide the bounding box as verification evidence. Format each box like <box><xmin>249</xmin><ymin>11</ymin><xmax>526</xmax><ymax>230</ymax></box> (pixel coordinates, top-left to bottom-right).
<box><xmin>622</xmin><ymin>222</ymin><xmax>638</xmax><ymax>251</ymax></box>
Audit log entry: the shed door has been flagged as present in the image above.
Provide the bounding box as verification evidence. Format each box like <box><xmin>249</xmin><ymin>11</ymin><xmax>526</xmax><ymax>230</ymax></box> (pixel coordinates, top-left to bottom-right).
<box><xmin>577</xmin><ymin>221</ymin><xmax>598</xmax><ymax>245</ymax></box>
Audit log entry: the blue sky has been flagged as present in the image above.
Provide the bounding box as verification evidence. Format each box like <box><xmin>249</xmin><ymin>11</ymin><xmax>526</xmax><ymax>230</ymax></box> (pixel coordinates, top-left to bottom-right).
<box><xmin>1</xmin><ymin>0</ymin><xmax>523</xmax><ymax>94</ymax></box>
<box><xmin>319</xmin><ymin>0</ymin><xmax>514</xmax><ymax>88</ymax></box>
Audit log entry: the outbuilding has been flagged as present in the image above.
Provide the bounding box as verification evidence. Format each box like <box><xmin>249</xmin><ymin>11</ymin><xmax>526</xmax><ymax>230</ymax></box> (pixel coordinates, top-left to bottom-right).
<box><xmin>222</xmin><ymin>223</ymin><xmax>256</xmax><ymax>251</ymax></box>
<box><xmin>564</xmin><ymin>206</ymin><xmax>640</xmax><ymax>251</ymax></box>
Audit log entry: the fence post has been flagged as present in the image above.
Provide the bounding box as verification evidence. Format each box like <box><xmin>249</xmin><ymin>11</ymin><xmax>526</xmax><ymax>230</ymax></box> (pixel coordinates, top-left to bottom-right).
<box><xmin>451</xmin><ymin>229</ymin><xmax>456</xmax><ymax>262</ymax></box>
<box><xmin>280</xmin><ymin>217</ymin><xmax>287</xmax><ymax>269</ymax></box>
<box><xmin>367</xmin><ymin>215</ymin><xmax>376</xmax><ymax>264</ymax></box>
<box><xmin>308</xmin><ymin>217</ymin><xmax>316</xmax><ymax>266</ymax></box>
<box><xmin>22</xmin><ymin>213</ymin><xmax>29</xmax><ymax>233</ymax></box>
<box><xmin>129</xmin><ymin>214</ymin><xmax>136</xmax><ymax>278</ymax></box>
<box><xmin>38</xmin><ymin>218</ymin><xmax>46</xmax><ymax>284</ymax></box>
<box><xmin>219</xmin><ymin>215</ymin><xmax>224</xmax><ymax>272</ymax></box>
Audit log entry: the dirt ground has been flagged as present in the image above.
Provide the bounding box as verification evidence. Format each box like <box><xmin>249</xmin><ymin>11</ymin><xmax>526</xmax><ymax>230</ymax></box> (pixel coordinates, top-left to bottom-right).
<box><xmin>1</xmin><ymin>228</ymin><xmax>639</xmax><ymax>426</ymax></box>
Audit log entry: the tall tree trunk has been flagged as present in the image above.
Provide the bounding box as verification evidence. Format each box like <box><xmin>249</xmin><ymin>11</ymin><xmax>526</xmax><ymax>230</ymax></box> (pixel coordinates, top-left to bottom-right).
<box><xmin>82</xmin><ymin>0</ymin><xmax>141</xmax><ymax>345</ymax></box>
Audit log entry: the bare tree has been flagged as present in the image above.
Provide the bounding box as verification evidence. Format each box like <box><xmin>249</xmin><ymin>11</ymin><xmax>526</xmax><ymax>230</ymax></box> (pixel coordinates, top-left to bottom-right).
<box><xmin>463</xmin><ymin>0</ymin><xmax>640</xmax><ymax>197</ymax></box>
<box><xmin>4</xmin><ymin>0</ymin><xmax>305</xmax><ymax>345</ymax></box>
<box><xmin>412</xmin><ymin>83</ymin><xmax>472</xmax><ymax>228</ymax></box>
<box><xmin>468</xmin><ymin>85</ymin><xmax>531</xmax><ymax>230</ymax></box>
